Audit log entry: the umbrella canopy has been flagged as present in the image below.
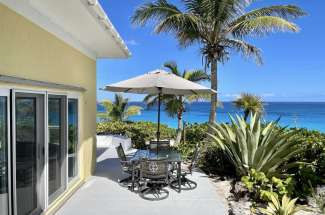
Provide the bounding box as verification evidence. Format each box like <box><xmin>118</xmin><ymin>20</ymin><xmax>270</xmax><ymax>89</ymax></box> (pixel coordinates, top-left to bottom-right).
<box><xmin>102</xmin><ymin>69</ymin><xmax>216</xmax><ymax>155</ymax></box>
<box><xmin>103</xmin><ymin>70</ymin><xmax>216</xmax><ymax>95</ymax></box>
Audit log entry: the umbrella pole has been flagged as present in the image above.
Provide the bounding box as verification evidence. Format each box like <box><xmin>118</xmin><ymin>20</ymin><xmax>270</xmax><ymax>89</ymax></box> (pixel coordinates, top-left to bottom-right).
<box><xmin>157</xmin><ymin>91</ymin><xmax>161</xmax><ymax>156</ymax></box>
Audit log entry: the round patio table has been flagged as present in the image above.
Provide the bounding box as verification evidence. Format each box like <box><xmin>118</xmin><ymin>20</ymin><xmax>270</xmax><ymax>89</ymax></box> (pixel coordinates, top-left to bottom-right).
<box><xmin>131</xmin><ymin>149</ymin><xmax>182</xmax><ymax>193</ymax></box>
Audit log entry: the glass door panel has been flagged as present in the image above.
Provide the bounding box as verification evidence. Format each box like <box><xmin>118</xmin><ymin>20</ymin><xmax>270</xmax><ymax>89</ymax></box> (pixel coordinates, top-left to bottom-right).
<box><xmin>0</xmin><ymin>97</ymin><xmax>8</xmax><ymax>215</ymax></box>
<box><xmin>68</xmin><ymin>99</ymin><xmax>78</xmax><ymax>181</ymax></box>
<box><xmin>48</xmin><ymin>96</ymin><xmax>66</xmax><ymax>202</ymax></box>
<box><xmin>15</xmin><ymin>94</ymin><xmax>44</xmax><ymax>215</ymax></box>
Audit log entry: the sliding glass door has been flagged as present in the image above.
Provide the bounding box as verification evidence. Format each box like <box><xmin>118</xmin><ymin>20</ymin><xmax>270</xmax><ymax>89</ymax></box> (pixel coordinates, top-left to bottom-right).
<box><xmin>0</xmin><ymin>96</ymin><xmax>8</xmax><ymax>215</ymax></box>
<box><xmin>2</xmin><ymin>89</ymin><xmax>78</xmax><ymax>215</ymax></box>
<box><xmin>15</xmin><ymin>93</ymin><xmax>45</xmax><ymax>215</ymax></box>
<box><xmin>48</xmin><ymin>95</ymin><xmax>67</xmax><ymax>203</ymax></box>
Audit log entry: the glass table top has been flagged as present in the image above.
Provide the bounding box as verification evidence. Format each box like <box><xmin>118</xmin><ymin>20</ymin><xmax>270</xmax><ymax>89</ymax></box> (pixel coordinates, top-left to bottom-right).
<box><xmin>131</xmin><ymin>149</ymin><xmax>181</xmax><ymax>162</ymax></box>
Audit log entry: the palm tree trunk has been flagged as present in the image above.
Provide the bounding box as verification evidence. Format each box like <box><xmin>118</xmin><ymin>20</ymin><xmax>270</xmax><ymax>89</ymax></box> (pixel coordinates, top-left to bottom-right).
<box><xmin>175</xmin><ymin>114</ymin><xmax>183</xmax><ymax>144</ymax></box>
<box><xmin>209</xmin><ymin>59</ymin><xmax>218</xmax><ymax>124</ymax></box>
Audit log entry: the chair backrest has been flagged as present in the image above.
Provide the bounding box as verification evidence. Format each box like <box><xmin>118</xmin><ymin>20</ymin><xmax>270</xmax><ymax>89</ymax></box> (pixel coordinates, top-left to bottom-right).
<box><xmin>116</xmin><ymin>143</ymin><xmax>127</xmax><ymax>161</ymax></box>
<box><xmin>140</xmin><ymin>158</ymin><xmax>169</xmax><ymax>181</ymax></box>
<box><xmin>189</xmin><ymin>144</ymin><xmax>200</xmax><ymax>174</ymax></box>
<box><xmin>149</xmin><ymin>140</ymin><xmax>170</xmax><ymax>151</ymax></box>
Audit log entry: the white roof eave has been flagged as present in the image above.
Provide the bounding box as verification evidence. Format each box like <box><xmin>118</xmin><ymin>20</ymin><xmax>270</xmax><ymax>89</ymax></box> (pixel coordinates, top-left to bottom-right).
<box><xmin>0</xmin><ymin>0</ymin><xmax>131</xmax><ymax>59</ymax></box>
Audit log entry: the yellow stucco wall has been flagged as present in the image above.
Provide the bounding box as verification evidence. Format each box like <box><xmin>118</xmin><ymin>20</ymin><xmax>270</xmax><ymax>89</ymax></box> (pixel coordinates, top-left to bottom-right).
<box><xmin>0</xmin><ymin>3</ymin><xmax>97</xmax><ymax>214</ymax></box>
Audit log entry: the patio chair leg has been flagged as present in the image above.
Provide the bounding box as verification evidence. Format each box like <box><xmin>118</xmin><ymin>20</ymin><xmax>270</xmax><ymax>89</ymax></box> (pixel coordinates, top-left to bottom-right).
<box><xmin>118</xmin><ymin>175</ymin><xmax>133</xmax><ymax>188</ymax></box>
<box><xmin>139</xmin><ymin>185</ymin><xmax>169</xmax><ymax>201</ymax></box>
<box><xmin>170</xmin><ymin>176</ymin><xmax>197</xmax><ymax>191</ymax></box>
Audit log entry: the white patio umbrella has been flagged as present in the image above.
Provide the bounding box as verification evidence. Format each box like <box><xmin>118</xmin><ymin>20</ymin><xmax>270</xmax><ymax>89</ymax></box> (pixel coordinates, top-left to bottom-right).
<box><xmin>102</xmin><ymin>69</ymin><xmax>216</xmax><ymax>154</ymax></box>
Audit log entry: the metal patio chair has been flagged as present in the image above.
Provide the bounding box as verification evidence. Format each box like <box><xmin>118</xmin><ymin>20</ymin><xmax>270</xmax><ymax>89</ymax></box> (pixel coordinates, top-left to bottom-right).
<box><xmin>115</xmin><ymin>143</ymin><xmax>138</xmax><ymax>189</ymax></box>
<box><xmin>138</xmin><ymin>158</ymin><xmax>169</xmax><ymax>201</ymax></box>
<box><xmin>170</xmin><ymin>144</ymin><xmax>200</xmax><ymax>190</ymax></box>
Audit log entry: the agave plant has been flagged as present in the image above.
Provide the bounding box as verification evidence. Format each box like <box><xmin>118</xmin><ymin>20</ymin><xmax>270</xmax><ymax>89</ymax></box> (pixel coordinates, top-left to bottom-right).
<box><xmin>208</xmin><ymin>114</ymin><xmax>303</xmax><ymax>176</ymax></box>
<box><xmin>259</xmin><ymin>193</ymin><xmax>302</xmax><ymax>215</ymax></box>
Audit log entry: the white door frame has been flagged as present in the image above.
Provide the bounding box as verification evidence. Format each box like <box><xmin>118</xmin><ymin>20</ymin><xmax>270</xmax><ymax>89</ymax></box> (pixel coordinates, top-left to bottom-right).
<box><xmin>66</xmin><ymin>94</ymin><xmax>81</xmax><ymax>184</ymax></box>
<box><xmin>0</xmin><ymin>88</ymin><xmax>11</xmax><ymax>215</ymax></box>
<box><xmin>11</xmin><ymin>89</ymin><xmax>47</xmax><ymax>215</ymax></box>
<box><xmin>47</xmin><ymin>92</ymin><xmax>68</xmax><ymax>205</ymax></box>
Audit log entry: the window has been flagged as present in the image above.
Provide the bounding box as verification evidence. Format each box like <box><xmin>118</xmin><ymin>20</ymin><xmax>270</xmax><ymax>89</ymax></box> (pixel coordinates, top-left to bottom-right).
<box><xmin>68</xmin><ymin>99</ymin><xmax>78</xmax><ymax>181</ymax></box>
<box><xmin>0</xmin><ymin>96</ymin><xmax>8</xmax><ymax>215</ymax></box>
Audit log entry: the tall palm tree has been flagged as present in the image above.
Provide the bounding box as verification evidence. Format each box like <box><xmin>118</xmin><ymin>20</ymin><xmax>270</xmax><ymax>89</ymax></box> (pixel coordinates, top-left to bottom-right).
<box><xmin>144</xmin><ymin>61</ymin><xmax>209</xmax><ymax>143</ymax></box>
<box><xmin>233</xmin><ymin>93</ymin><xmax>264</xmax><ymax>121</ymax></box>
<box><xmin>97</xmin><ymin>93</ymin><xmax>142</xmax><ymax>122</ymax></box>
<box><xmin>132</xmin><ymin>0</ymin><xmax>306</xmax><ymax>124</ymax></box>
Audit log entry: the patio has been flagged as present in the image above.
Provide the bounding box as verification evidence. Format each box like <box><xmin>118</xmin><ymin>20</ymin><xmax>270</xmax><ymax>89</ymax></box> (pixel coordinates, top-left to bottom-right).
<box><xmin>56</xmin><ymin>144</ymin><xmax>227</xmax><ymax>215</ymax></box>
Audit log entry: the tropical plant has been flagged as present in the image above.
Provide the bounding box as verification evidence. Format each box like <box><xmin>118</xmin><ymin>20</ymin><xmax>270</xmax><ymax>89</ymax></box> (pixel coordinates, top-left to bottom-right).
<box><xmin>143</xmin><ymin>61</ymin><xmax>209</xmax><ymax>143</ymax></box>
<box><xmin>287</xmin><ymin>128</ymin><xmax>325</xmax><ymax>198</ymax></box>
<box><xmin>97</xmin><ymin>121</ymin><xmax>176</xmax><ymax>148</ymax></box>
<box><xmin>233</xmin><ymin>93</ymin><xmax>264</xmax><ymax>121</ymax></box>
<box><xmin>208</xmin><ymin>114</ymin><xmax>303</xmax><ymax>176</ymax></box>
<box><xmin>97</xmin><ymin>94</ymin><xmax>142</xmax><ymax>122</ymax></box>
<box><xmin>241</xmin><ymin>169</ymin><xmax>294</xmax><ymax>202</ymax></box>
<box><xmin>259</xmin><ymin>193</ymin><xmax>302</xmax><ymax>215</ymax></box>
<box><xmin>132</xmin><ymin>0</ymin><xmax>306</xmax><ymax>124</ymax></box>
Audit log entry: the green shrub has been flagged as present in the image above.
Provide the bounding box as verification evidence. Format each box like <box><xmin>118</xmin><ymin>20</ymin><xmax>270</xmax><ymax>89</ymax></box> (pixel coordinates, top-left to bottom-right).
<box><xmin>199</xmin><ymin>145</ymin><xmax>236</xmax><ymax>176</ymax></box>
<box><xmin>208</xmin><ymin>114</ymin><xmax>303</xmax><ymax>177</ymax></box>
<box><xmin>97</xmin><ymin>121</ymin><xmax>176</xmax><ymax>149</ymax></box>
<box><xmin>175</xmin><ymin>123</ymin><xmax>234</xmax><ymax>175</ymax></box>
<box><xmin>287</xmin><ymin>128</ymin><xmax>325</xmax><ymax>198</ymax></box>
<box><xmin>242</xmin><ymin>169</ymin><xmax>294</xmax><ymax>202</ymax></box>
<box><xmin>177</xmin><ymin>123</ymin><xmax>209</xmax><ymax>157</ymax></box>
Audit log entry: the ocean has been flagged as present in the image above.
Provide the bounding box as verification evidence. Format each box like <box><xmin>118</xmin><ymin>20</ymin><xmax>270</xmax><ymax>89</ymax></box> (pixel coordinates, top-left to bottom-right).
<box><xmin>97</xmin><ymin>102</ymin><xmax>325</xmax><ymax>132</ymax></box>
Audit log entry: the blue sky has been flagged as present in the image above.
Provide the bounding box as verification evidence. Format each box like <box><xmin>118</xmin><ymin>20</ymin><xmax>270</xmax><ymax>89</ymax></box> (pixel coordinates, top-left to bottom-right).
<box><xmin>97</xmin><ymin>0</ymin><xmax>325</xmax><ymax>102</ymax></box>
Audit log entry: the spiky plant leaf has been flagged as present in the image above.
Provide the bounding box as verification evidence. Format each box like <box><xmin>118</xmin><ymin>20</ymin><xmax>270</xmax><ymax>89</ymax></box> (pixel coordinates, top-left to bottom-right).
<box><xmin>208</xmin><ymin>113</ymin><xmax>303</xmax><ymax>176</ymax></box>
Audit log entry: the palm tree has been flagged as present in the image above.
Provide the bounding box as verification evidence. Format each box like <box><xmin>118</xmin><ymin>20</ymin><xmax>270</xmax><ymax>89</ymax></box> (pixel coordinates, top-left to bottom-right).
<box><xmin>233</xmin><ymin>93</ymin><xmax>264</xmax><ymax>121</ymax></box>
<box><xmin>144</xmin><ymin>61</ymin><xmax>209</xmax><ymax>143</ymax></box>
<box><xmin>97</xmin><ymin>93</ymin><xmax>142</xmax><ymax>122</ymax></box>
<box><xmin>132</xmin><ymin>0</ymin><xmax>306</xmax><ymax>124</ymax></box>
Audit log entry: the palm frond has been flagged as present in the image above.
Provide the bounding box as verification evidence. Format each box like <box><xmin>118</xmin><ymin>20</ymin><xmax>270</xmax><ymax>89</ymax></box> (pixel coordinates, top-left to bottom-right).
<box><xmin>164</xmin><ymin>61</ymin><xmax>180</xmax><ymax>75</ymax></box>
<box><xmin>223</xmin><ymin>39</ymin><xmax>262</xmax><ymax>64</ymax></box>
<box><xmin>186</xmin><ymin>93</ymin><xmax>210</xmax><ymax>102</ymax></box>
<box><xmin>143</xmin><ymin>94</ymin><xmax>159</xmax><ymax>109</ymax></box>
<box><xmin>231</xmin><ymin>5</ymin><xmax>306</xmax><ymax>25</ymax></box>
<box><xmin>164</xmin><ymin>98</ymin><xmax>183</xmax><ymax>118</ymax></box>
<box><xmin>184</xmin><ymin>69</ymin><xmax>210</xmax><ymax>82</ymax></box>
<box><xmin>124</xmin><ymin>106</ymin><xmax>143</xmax><ymax>120</ymax></box>
<box><xmin>229</xmin><ymin>16</ymin><xmax>300</xmax><ymax>38</ymax></box>
<box><xmin>131</xmin><ymin>0</ymin><xmax>182</xmax><ymax>26</ymax></box>
<box><xmin>100</xmin><ymin>100</ymin><xmax>113</xmax><ymax>112</ymax></box>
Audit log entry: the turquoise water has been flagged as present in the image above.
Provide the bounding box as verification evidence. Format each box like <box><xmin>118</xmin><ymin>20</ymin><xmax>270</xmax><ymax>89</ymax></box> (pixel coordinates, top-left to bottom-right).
<box><xmin>97</xmin><ymin>102</ymin><xmax>325</xmax><ymax>132</ymax></box>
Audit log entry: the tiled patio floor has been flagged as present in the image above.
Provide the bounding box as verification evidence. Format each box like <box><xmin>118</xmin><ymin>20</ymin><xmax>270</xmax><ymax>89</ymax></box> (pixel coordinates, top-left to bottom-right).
<box><xmin>56</xmin><ymin>147</ymin><xmax>227</xmax><ymax>215</ymax></box>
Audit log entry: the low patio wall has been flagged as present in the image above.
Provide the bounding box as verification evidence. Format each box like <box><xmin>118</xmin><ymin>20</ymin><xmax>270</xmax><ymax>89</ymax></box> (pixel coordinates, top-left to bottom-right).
<box><xmin>96</xmin><ymin>135</ymin><xmax>132</xmax><ymax>151</ymax></box>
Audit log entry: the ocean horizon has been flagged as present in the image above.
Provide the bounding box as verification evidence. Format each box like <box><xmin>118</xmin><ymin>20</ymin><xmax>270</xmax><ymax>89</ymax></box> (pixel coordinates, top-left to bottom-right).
<box><xmin>97</xmin><ymin>102</ymin><xmax>325</xmax><ymax>132</ymax></box>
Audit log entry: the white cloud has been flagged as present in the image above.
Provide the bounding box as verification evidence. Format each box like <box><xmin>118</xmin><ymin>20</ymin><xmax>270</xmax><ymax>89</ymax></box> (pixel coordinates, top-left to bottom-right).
<box><xmin>126</xmin><ymin>39</ymin><xmax>139</xmax><ymax>46</ymax></box>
